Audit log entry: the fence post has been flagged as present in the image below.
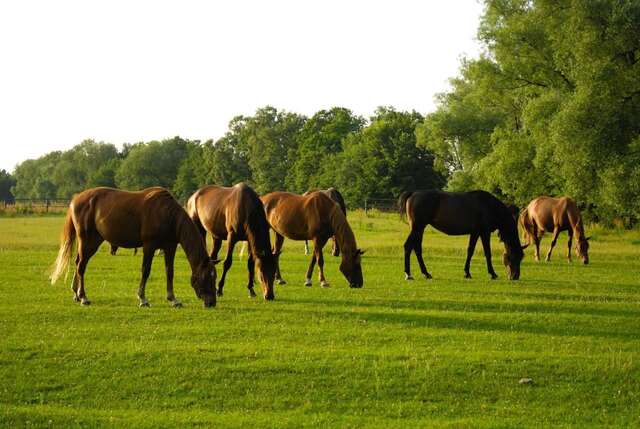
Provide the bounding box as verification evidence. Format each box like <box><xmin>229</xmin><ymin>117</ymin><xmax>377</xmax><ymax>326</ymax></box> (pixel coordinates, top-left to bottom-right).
<box><xmin>364</xmin><ymin>199</ymin><xmax>367</xmax><ymax>217</ymax></box>
<box><xmin>46</xmin><ymin>199</ymin><xmax>50</xmax><ymax>213</ymax></box>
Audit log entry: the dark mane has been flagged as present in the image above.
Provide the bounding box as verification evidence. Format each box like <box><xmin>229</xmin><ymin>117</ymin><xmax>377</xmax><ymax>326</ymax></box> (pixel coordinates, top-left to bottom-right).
<box><xmin>243</xmin><ymin>186</ymin><xmax>273</xmax><ymax>262</ymax></box>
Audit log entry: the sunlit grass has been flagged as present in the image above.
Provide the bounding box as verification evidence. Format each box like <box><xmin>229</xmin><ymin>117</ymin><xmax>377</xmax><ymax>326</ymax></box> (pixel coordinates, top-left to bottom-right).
<box><xmin>0</xmin><ymin>212</ymin><xmax>638</xmax><ymax>427</ymax></box>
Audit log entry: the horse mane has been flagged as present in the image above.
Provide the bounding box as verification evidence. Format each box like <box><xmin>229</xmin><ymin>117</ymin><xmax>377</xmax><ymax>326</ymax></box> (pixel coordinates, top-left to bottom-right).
<box><xmin>242</xmin><ymin>187</ymin><xmax>273</xmax><ymax>262</ymax></box>
<box><xmin>329</xmin><ymin>202</ymin><xmax>357</xmax><ymax>256</ymax></box>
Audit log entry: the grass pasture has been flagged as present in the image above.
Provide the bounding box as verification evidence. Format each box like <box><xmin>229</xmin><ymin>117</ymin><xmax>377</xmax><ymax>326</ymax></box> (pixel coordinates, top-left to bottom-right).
<box><xmin>0</xmin><ymin>211</ymin><xmax>639</xmax><ymax>428</ymax></box>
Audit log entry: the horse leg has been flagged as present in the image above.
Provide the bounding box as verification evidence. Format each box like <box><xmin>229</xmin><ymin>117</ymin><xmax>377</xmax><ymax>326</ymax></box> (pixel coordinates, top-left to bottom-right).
<box><xmin>413</xmin><ymin>227</ymin><xmax>431</xmax><ymax>279</ymax></box>
<box><xmin>464</xmin><ymin>233</ymin><xmax>479</xmax><ymax>279</ymax></box>
<box><xmin>163</xmin><ymin>244</ymin><xmax>182</xmax><ymax>307</ymax></box>
<box><xmin>247</xmin><ymin>254</ymin><xmax>257</xmax><ymax>297</ymax></box>
<box><xmin>210</xmin><ymin>238</ymin><xmax>222</xmax><ymax>261</ymax></box>
<box><xmin>304</xmin><ymin>247</ymin><xmax>317</xmax><ymax>287</ymax></box>
<box><xmin>75</xmin><ymin>233</ymin><xmax>103</xmax><ymax>305</ymax></box>
<box><xmin>137</xmin><ymin>245</ymin><xmax>155</xmax><ymax>307</ymax></box>
<box><xmin>314</xmin><ymin>237</ymin><xmax>330</xmax><ymax>287</ymax></box>
<box><xmin>273</xmin><ymin>233</ymin><xmax>286</xmax><ymax>285</ymax></box>
<box><xmin>304</xmin><ymin>240</ymin><xmax>309</xmax><ymax>255</ymax></box>
<box><xmin>545</xmin><ymin>227</ymin><xmax>560</xmax><ymax>262</ymax></box>
<box><xmin>534</xmin><ymin>229</ymin><xmax>543</xmax><ymax>262</ymax></box>
<box><xmin>110</xmin><ymin>244</ymin><xmax>117</xmax><ymax>255</ymax></box>
<box><xmin>71</xmin><ymin>254</ymin><xmax>80</xmax><ymax>301</ymax></box>
<box><xmin>567</xmin><ymin>229</ymin><xmax>573</xmax><ymax>263</ymax></box>
<box><xmin>480</xmin><ymin>232</ymin><xmax>498</xmax><ymax>279</ymax></box>
<box><xmin>217</xmin><ymin>234</ymin><xmax>237</xmax><ymax>297</ymax></box>
<box><xmin>331</xmin><ymin>236</ymin><xmax>340</xmax><ymax>257</ymax></box>
<box><xmin>403</xmin><ymin>225</ymin><xmax>417</xmax><ymax>280</ymax></box>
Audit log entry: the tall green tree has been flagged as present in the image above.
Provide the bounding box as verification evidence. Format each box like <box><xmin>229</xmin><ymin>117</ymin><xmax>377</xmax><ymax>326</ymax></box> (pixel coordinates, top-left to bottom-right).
<box><xmin>0</xmin><ymin>170</ymin><xmax>16</xmax><ymax>201</ymax></box>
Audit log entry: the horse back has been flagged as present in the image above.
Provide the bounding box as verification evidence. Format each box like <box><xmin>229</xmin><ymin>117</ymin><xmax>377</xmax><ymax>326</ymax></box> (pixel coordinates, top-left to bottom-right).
<box><xmin>190</xmin><ymin>184</ymin><xmax>254</xmax><ymax>240</ymax></box>
<box><xmin>528</xmin><ymin>196</ymin><xmax>574</xmax><ymax>232</ymax></box>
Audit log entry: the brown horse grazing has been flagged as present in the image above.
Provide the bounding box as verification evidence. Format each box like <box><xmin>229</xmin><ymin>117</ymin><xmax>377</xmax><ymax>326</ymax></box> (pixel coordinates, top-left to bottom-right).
<box><xmin>399</xmin><ymin>190</ymin><xmax>527</xmax><ymax>280</ymax></box>
<box><xmin>49</xmin><ymin>187</ymin><xmax>218</xmax><ymax>308</ymax></box>
<box><xmin>519</xmin><ymin>196</ymin><xmax>590</xmax><ymax>264</ymax></box>
<box><xmin>261</xmin><ymin>191</ymin><xmax>364</xmax><ymax>288</ymax></box>
<box><xmin>186</xmin><ymin>183</ymin><xmax>276</xmax><ymax>300</ymax></box>
<box><xmin>302</xmin><ymin>187</ymin><xmax>347</xmax><ymax>257</ymax></box>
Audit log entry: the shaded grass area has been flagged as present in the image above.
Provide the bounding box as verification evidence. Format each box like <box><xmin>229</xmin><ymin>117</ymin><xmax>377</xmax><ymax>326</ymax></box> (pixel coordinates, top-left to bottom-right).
<box><xmin>0</xmin><ymin>213</ymin><xmax>639</xmax><ymax>428</ymax></box>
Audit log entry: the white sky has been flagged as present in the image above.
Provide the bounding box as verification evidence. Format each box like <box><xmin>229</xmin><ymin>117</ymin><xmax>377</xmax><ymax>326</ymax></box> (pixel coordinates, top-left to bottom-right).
<box><xmin>0</xmin><ymin>0</ymin><xmax>484</xmax><ymax>172</ymax></box>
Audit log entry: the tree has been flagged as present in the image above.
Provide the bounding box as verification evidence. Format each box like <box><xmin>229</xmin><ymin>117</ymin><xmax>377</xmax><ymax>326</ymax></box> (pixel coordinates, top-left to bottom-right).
<box><xmin>0</xmin><ymin>170</ymin><xmax>16</xmax><ymax>201</ymax></box>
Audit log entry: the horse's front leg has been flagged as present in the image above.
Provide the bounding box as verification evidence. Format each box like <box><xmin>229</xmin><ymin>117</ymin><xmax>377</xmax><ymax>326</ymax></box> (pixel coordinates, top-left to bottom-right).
<box><xmin>480</xmin><ymin>232</ymin><xmax>498</xmax><ymax>279</ymax></box>
<box><xmin>314</xmin><ymin>237</ymin><xmax>330</xmax><ymax>287</ymax></box>
<box><xmin>331</xmin><ymin>236</ymin><xmax>340</xmax><ymax>257</ymax></box>
<box><xmin>247</xmin><ymin>253</ymin><xmax>257</xmax><ymax>297</ymax></box>
<box><xmin>464</xmin><ymin>233</ymin><xmax>479</xmax><ymax>279</ymax></box>
<box><xmin>216</xmin><ymin>234</ymin><xmax>237</xmax><ymax>297</ymax></box>
<box><xmin>273</xmin><ymin>232</ymin><xmax>286</xmax><ymax>285</ymax></box>
<box><xmin>545</xmin><ymin>227</ymin><xmax>560</xmax><ymax>262</ymax></box>
<box><xmin>138</xmin><ymin>245</ymin><xmax>155</xmax><ymax>307</ymax></box>
<box><xmin>75</xmin><ymin>234</ymin><xmax>103</xmax><ymax>305</ymax></box>
<box><xmin>566</xmin><ymin>229</ymin><xmax>573</xmax><ymax>263</ymax></box>
<box><xmin>304</xmin><ymin>246</ymin><xmax>317</xmax><ymax>287</ymax></box>
<box><xmin>163</xmin><ymin>244</ymin><xmax>182</xmax><ymax>307</ymax></box>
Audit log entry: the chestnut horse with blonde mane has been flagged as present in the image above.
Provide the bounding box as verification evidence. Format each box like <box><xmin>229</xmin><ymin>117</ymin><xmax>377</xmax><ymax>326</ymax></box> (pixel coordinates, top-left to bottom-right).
<box><xmin>186</xmin><ymin>183</ymin><xmax>276</xmax><ymax>300</ymax></box>
<box><xmin>519</xmin><ymin>196</ymin><xmax>590</xmax><ymax>264</ymax></box>
<box><xmin>261</xmin><ymin>191</ymin><xmax>364</xmax><ymax>288</ymax></box>
<box><xmin>302</xmin><ymin>187</ymin><xmax>346</xmax><ymax>257</ymax></box>
<box><xmin>50</xmin><ymin>187</ymin><xmax>217</xmax><ymax>307</ymax></box>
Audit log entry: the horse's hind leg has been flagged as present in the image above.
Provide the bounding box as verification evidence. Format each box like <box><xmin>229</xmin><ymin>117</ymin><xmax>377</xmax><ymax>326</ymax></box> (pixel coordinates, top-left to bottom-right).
<box><xmin>480</xmin><ymin>232</ymin><xmax>498</xmax><ymax>279</ymax></box>
<box><xmin>75</xmin><ymin>233</ymin><xmax>103</xmax><ymax>305</ymax></box>
<box><xmin>413</xmin><ymin>227</ymin><xmax>432</xmax><ymax>279</ymax></box>
<box><xmin>71</xmin><ymin>254</ymin><xmax>80</xmax><ymax>301</ymax></box>
<box><xmin>566</xmin><ymin>229</ymin><xmax>573</xmax><ymax>263</ymax></box>
<box><xmin>163</xmin><ymin>244</ymin><xmax>182</xmax><ymax>307</ymax></box>
<box><xmin>304</xmin><ymin>240</ymin><xmax>309</xmax><ymax>255</ymax></box>
<box><xmin>247</xmin><ymin>254</ymin><xmax>257</xmax><ymax>297</ymax></box>
<box><xmin>464</xmin><ymin>233</ymin><xmax>479</xmax><ymax>279</ymax></box>
<box><xmin>216</xmin><ymin>234</ymin><xmax>237</xmax><ymax>297</ymax></box>
<box><xmin>545</xmin><ymin>227</ymin><xmax>560</xmax><ymax>262</ymax></box>
<box><xmin>304</xmin><ymin>248</ymin><xmax>317</xmax><ymax>287</ymax></box>
<box><xmin>137</xmin><ymin>245</ymin><xmax>155</xmax><ymax>307</ymax></box>
<box><xmin>311</xmin><ymin>237</ymin><xmax>330</xmax><ymax>287</ymax></box>
<box><xmin>331</xmin><ymin>236</ymin><xmax>340</xmax><ymax>257</ymax></box>
<box><xmin>273</xmin><ymin>233</ymin><xmax>286</xmax><ymax>285</ymax></box>
<box><xmin>403</xmin><ymin>226</ymin><xmax>416</xmax><ymax>280</ymax></box>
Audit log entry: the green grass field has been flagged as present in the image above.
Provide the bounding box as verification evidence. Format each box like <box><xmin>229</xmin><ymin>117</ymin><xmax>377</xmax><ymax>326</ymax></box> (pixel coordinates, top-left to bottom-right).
<box><xmin>1</xmin><ymin>212</ymin><xmax>639</xmax><ymax>428</ymax></box>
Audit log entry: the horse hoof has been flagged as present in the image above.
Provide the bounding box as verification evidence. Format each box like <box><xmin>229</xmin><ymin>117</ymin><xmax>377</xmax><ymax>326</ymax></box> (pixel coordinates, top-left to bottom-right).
<box><xmin>464</xmin><ymin>273</ymin><xmax>472</xmax><ymax>279</ymax></box>
<box><xmin>277</xmin><ymin>279</ymin><xmax>287</xmax><ymax>285</ymax></box>
<box><xmin>405</xmin><ymin>274</ymin><xmax>414</xmax><ymax>281</ymax></box>
<box><xmin>320</xmin><ymin>281</ymin><xmax>330</xmax><ymax>288</ymax></box>
<box><xmin>171</xmin><ymin>300</ymin><xmax>183</xmax><ymax>308</ymax></box>
<box><xmin>81</xmin><ymin>299</ymin><xmax>91</xmax><ymax>306</ymax></box>
<box><xmin>304</xmin><ymin>279</ymin><xmax>312</xmax><ymax>287</ymax></box>
<box><xmin>139</xmin><ymin>300</ymin><xmax>150</xmax><ymax>307</ymax></box>
<box><xmin>490</xmin><ymin>274</ymin><xmax>498</xmax><ymax>280</ymax></box>
<box><xmin>424</xmin><ymin>273</ymin><xmax>432</xmax><ymax>280</ymax></box>
<box><xmin>248</xmin><ymin>289</ymin><xmax>257</xmax><ymax>298</ymax></box>
<box><xmin>216</xmin><ymin>290</ymin><xmax>224</xmax><ymax>297</ymax></box>
<box><xmin>73</xmin><ymin>295</ymin><xmax>80</xmax><ymax>302</ymax></box>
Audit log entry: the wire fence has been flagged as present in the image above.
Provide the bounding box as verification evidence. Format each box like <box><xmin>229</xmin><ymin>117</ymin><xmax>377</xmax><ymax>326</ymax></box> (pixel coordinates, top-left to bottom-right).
<box><xmin>363</xmin><ymin>198</ymin><xmax>397</xmax><ymax>215</ymax></box>
<box><xmin>1</xmin><ymin>198</ymin><xmax>69</xmax><ymax>213</ymax></box>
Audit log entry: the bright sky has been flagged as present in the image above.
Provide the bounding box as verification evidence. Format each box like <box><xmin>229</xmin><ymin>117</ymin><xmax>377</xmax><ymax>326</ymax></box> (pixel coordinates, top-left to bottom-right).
<box><xmin>0</xmin><ymin>0</ymin><xmax>484</xmax><ymax>172</ymax></box>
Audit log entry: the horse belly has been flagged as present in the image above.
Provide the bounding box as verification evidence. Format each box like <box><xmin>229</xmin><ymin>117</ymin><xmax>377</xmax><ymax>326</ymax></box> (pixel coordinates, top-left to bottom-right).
<box><xmin>95</xmin><ymin>215</ymin><xmax>143</xmax><ymax>248</ymax></box>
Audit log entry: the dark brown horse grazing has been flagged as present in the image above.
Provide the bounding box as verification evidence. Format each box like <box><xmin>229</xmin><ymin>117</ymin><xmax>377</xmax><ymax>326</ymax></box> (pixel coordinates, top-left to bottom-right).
<box><xmin>186</xmin><ymin>183</ymin><xmax>276</xmax><ymax>300</ymax></box>
<box><xmin>399</xmin><ymin>190</ymin><xmax>527</xmax><ymax>280</ymax></box>
<box><xmin>50</xmin><ymin>187</ymin><xmax>217</xmax><ymax>307</ymax></box>
<box><xmin>519</xmin><ymin>196</ymin><xmax>590</xmax><ymax>264</ymax></box>
<box><xmin>302</xmin><ymin>187</ymin><xmax>347</xmax><ymax>257</ymax></box>
<box><xmin>261</xmin><ymin>191</ymin><xmax>364</xmax><ymax>288</ymax></box>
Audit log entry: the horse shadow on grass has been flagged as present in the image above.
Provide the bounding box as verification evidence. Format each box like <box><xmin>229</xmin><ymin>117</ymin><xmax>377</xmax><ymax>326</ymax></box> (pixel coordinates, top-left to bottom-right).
<box><xmin>276</xmin><ymin>297</ymin><xmax>640</xmax><ymax>341</ymax></box>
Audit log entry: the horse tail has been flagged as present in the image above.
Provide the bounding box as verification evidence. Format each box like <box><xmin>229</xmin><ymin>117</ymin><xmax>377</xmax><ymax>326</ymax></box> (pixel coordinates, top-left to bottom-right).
<box><xmin>518</xmin><ymin>207</ymin><xmax>532</xmax><ymax>245</ymax></box>
<box><xmin>50</xmin><ymin>208</ymin><xmax>76</xmax><ymax>285</ymax></box>
<box><xmin>398</xmin><ymin>191</ymin><xmax>413</xmax><ymax>221</ymax></box>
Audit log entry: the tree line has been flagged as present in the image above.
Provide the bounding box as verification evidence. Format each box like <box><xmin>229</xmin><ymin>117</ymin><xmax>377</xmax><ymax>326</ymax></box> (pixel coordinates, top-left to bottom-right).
<box><xmin>2</xmin><ymin>0</ymin><xmax>639</xmax><ymax>225</ymax></box>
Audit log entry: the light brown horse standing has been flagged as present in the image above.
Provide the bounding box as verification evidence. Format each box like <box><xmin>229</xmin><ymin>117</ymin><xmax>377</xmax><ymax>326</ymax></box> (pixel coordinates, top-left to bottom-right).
<box><xmin>50</xmin><ymin>187</ymin><xmax>218</xmax><ymax>307</ymax></box>
<box><xmin>261</xmin><ymin>191</ymin><xmax>364</xmax><ymax>288</ymax></box>
<box><xmin>519</xmin><ymin>196</ymin><xmax>590</xmax><ymax>264</ymax></box>
<box><xmin>186</xmin><ymin>183</ymin><xmax>276</xmax><ymax>300</ymax></box>
<box><xmin>302</xmin><ymin>187</ymin><xmax>346</xmax><ymax>257</ymax></box>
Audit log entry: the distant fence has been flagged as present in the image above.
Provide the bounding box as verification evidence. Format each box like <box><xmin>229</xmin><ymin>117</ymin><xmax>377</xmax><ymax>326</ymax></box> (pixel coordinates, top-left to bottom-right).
<box><xmin>363</xmin><ymin>198</ymin><xmax>396</xmax><ymax>215</ymax></box>
<box><xmin>1</xmin><ymin>198</ymin><xmax>69</xmax><ymax>212</ymax></box>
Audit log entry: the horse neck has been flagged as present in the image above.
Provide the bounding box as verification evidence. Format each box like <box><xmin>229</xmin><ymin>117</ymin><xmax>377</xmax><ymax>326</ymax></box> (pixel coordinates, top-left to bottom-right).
<box><xmin>175</xmin><ymin>210</ymin><xmax>208</xmax><ymax>272</ymax></box>
<box><xmin>499</xmin><ymin>216</ymin><xmax>522</xmax><ymax>254</ymax></box>
<box><xmin>569</xmin><ymin>213</ymin><xmax>586</xmax><ymax>241</ymax></box>
<box><xmin>330</xmin><ymin>206</ymin><xmax>357</xmax><ymax>258</ymax></box>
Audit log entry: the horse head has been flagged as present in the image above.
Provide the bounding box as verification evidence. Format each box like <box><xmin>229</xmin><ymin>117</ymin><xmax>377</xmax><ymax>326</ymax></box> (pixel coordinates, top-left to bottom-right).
<box><xmin>576</xmin><ymin>236</ymin><xmax>590</xmax><ymax>264</ymax></box>
<box><xmin>192</xmin><ymin>259</ymin><xmax>219</xmax><ymax>307</ymax></box>
<box><xmin>255</xmin><ymin>249</ymin><xmax>276</xmax><ymax>300</ymax></box>
<box><xmin>340</xmin><ymin>249</ymin><xmax>364</xmax><ymax>288</ymax></box>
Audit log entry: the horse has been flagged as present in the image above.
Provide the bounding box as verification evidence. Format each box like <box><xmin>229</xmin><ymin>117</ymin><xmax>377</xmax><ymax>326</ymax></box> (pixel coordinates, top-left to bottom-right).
<box><xmin>399</xmin><ymin>190</ymin><xmax>527</xmax><ymax>280</ymax></box>
<box><xmin>302</xmin><ymin>187</ymin><xmax>347</xmax><ymax>257</ymax></box>
<box><xmin>519</xmin><ymin>196</ymin><xmax>590</xmax><ymax>264</ymax></box>
<box><xmin>186</xmin><ymin>183</ymin><xmax>276</xmax><ymax>300</ymax></box>
<box><xmin>49</xmin><ymin>187</ymin><xmax>218</xmax><ymax>307</ymax></box>
<box><xmin>261</xmin><ymin>191</ymin><xmax>364</xmax><ymax>288</ymax></box>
